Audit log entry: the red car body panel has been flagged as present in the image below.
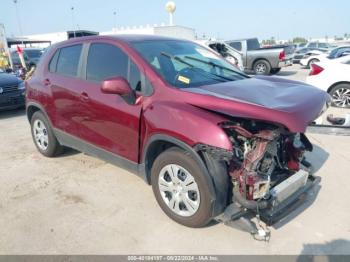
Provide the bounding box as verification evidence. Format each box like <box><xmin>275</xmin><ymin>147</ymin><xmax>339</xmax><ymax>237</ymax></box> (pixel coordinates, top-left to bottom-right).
<box><xmin>26</xmin><ymin>35</ymin><xmax>329</xmax><ymax>165</ymax></box>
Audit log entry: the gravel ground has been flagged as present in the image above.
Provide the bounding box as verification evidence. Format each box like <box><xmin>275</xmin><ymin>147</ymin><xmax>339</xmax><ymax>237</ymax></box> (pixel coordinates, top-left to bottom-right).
<box><xmin>0</xmin><ymin>65</ymin><xmax>349</xmax><ymax>255</ymax></box>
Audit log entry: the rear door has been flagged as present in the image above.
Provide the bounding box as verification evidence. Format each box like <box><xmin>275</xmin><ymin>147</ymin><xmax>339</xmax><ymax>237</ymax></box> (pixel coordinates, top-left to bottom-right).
<box><xmin>47</xmin><ymin>43</ymin><xmax>84</xmax><ymax>137</ymax></box>
<box><xmin>76</xmin><ymin>41</ymin><xmax>146</xmax><ymax>162</ymax></box>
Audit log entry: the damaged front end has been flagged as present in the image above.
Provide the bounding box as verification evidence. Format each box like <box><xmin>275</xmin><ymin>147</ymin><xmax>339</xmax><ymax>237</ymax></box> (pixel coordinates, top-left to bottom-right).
<box><xmin>214</xmin><ymin>119</ymin><xmax>318</xmax><ymax>240</ymax></box>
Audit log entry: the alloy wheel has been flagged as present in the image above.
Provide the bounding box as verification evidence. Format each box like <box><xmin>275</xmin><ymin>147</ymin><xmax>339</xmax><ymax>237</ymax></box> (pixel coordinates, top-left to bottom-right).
<box><xmin>158</xmin><ymin>164</ymin><xmax>200</xmax><ymax>217</ymax></box>
<box><xmin>332</xmin><ymin>88</ymin><xmax>350</xmax><ymax>107</ymax></box>
<box><xmin>255</xmin><ymin>63</ymin><xmax>266</xmax><ymax>73</ymax></box>
<box><xmin>33</xmin><ymin>119</ymin><xmax>49</xmax><ymax>150</ymax></box>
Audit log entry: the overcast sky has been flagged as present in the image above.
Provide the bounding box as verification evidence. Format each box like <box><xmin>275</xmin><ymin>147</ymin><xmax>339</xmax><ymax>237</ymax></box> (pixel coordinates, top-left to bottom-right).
<box><xmin>1</xmin><ymin>0</ymin><xmax>349</xmax><ymax>40</ymax></box>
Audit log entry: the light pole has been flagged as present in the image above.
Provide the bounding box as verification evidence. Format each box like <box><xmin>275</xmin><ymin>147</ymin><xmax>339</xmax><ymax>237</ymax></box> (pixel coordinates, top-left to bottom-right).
<box><xmin>113</xmin><ymin>11</ymin><xmax>117</xmax><ymax>32</ymax></box>
<box><xmin>13</xmin><ymin>0</ymin><xmax>23</xmax><ymax>36</ymax></box>
<box><xmin>71</xmin><ymin>6</ymin><xmax>76</xmax><ymax>38</ymax></box>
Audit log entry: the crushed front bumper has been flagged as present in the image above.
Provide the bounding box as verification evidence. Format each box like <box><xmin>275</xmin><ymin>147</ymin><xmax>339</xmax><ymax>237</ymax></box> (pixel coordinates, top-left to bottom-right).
<box><xmin>259</xmin><ymin>173</ymin><xmax>318</xmax><ymax>225</ymax></box>
<box><xmin>218</xmin><ymin>170</ymin><xmax>319</xmax><ymax>233</ymax></box>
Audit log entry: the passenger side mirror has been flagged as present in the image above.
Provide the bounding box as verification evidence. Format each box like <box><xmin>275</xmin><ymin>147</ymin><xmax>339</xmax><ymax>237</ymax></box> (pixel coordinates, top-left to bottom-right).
<box><xmin>101</xmin><ymin>77</ymin><xmax>133</xmax><ymax>96</ymax></box>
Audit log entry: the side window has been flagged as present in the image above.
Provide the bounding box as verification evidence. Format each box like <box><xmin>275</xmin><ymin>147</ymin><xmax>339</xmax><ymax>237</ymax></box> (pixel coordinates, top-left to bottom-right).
<box><xmin>318</xmin><ymin>43</ymin><xmax>328</xmax><ymax>48</ymax></box>
<box><xmin>86</xmin><ymin>43</ymin><xmax>128</xmax><ymax>82</ymax></box>
<box><xmin>56</xmin><ymin>44</ymin><xmax>82</xmax><ymax>77</ymax></box>
<box><xmin>48</xmin><ymin>49</ymin><xmax>60</xmax><ymax>73</ymax></box>
<box><xmin>229</xmin><ymin>42</ymin><xmax>242</xmax><ymax>51</ymax></box>
<box><xmin>129</xmin><ymin>60</ymin><xmax>142</xmax><ymax>91</ymax></box>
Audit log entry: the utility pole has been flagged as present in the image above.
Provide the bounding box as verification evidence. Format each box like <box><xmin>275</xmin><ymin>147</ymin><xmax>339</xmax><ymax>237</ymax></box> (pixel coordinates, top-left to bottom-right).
<box><xmin>13</xmin><ymin>0</ymin><xmax>24</xmax><ymax>37</ymax></box>
<box><xmin>113</xmin><ymin>11</ymin><xmax>117</xmax><ymax>32</ymax></box>
<box><xmin>71</xmin><ymin>6</ymin><xmax>76</xmax><ymax>38</ymax></box>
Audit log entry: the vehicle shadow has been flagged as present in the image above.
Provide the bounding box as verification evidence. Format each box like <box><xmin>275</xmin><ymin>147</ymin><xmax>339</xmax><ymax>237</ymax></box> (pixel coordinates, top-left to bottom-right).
<box><xmin>307</xmin><ymin>144</ymin><xmax>330</xmax><ymax>173</ymax></box>
<box><xmin>57</xmin><ymin>147</ymin><xmax>81</xmax><ymax>158</ymax></box>
<box><xmin>297</xmin><ymin>239</ymin><xmax>350</xmax><ymax>258</ymax></box>
<box><xmin>0</xmin><ymin>108</ymin><xmax>26</xmax><ymax>120</ymax></box>
<box><xmin>276</xmin><ymin>70</ymin><xmax>298</xmax><ymax>76</ymax></box>
<box><xmin>272</xmin><ymin>144</ymin><xmax>328</xmax><ymax>229</ymax></box>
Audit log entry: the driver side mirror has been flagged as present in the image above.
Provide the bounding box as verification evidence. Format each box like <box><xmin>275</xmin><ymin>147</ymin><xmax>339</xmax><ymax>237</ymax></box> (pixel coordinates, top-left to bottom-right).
<box><xmin>101</xmin><ymin>77</ymin><xmax>133</xmax><ymax>96</ymax></box>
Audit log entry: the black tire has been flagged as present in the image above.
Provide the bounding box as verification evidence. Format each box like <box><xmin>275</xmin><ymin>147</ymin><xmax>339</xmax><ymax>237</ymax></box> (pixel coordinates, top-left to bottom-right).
<box><xmin>329</xmin><ymin>84</ymin><xmax>350</xmax><ymax>108</ymax></box>
<box><xmin>270</xmin><ymin>68</ymin><xmax>281</xmax><ymax>74</ymax></box>
<box><xmin>151</xmin><ymin>147</ymin><xmax>214</xmax><ymax>228</ymax></box>
<box><xmin>307</xmin><ymin>58</ymin><xmax>320</xmax><ymax>69</ymax></box>
<box><xmin>30</xmin><ymin>111</ymin><xmax>64</xmax><ymax>157</ymax></box>
<box><xmin>253</xmin><ymin>60</ymin><xmax>271</xmax><ymax>75</ymax></box>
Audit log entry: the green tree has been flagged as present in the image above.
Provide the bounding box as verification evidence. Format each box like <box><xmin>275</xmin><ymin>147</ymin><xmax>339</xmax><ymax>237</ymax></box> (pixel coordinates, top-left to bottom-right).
<box><xmin>292</xmin><ymin>37</ymin><xmax>307</xmax><ymax>43</ymax></box>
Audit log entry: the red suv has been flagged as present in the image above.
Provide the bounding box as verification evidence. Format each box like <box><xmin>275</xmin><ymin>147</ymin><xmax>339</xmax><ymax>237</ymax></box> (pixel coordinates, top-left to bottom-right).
<box><xmin>26</xmin><ymin>35</ymin><xmax>329</xmax><ymax>232</ymax></box>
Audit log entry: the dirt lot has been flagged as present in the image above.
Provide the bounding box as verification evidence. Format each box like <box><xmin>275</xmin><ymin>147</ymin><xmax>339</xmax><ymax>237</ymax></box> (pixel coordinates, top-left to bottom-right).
<box><xmin>0</xmin><ymin>65</ymin><xmax>350</xmax><ymax>255</ymax></box>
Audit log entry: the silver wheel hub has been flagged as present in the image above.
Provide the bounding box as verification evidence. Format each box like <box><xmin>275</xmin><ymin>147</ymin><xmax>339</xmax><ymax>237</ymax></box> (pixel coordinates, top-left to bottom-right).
<box><xmin>33</xmin><ymin>119</ymin><xmax>49</xmax><ymax>150</ymax></box>
<box><xmin>158</xmin><ymin>164</ymin><xmax>200</xmax><ymax>217</ymax></box>
<box><xmin>256</xmin><ymin>63</ymin><xmax>266</xmax><ymax>73</ymax></box>
<box><xmin>332</xmin><ymin>88</ymin><xmax>350</xmax><ymax>107</ymax></box>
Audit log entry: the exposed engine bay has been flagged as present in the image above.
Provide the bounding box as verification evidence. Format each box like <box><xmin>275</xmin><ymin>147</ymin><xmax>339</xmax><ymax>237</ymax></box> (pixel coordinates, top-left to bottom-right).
<box><xmin>215</xmin><ymin>119</ymin><xmax>316</xmax><ymax>240</ymax></box>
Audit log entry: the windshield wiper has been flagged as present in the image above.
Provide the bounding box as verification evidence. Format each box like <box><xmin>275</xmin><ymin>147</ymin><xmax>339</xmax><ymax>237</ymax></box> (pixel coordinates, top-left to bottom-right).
<box><xmin>160</xmin><ymin>52</ymin><xmax>229</xmax><ymax>82</ymax></box>
<box><xmin>183</xmin><ymin>55</ymin><xmax>246</xmax><ymax>77</ymax></box>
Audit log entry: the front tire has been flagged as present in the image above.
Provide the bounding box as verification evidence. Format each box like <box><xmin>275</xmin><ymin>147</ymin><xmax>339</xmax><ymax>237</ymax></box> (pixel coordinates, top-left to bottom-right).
<box><xmin>329</xmin><ymin>84</ymin><xmax>350</xmax><ymax>108</ymax></box>
<box><xmin>253</xmin><ymin>60</ymin><xmax>271</xmax><ymax>75</ymax></box>
<box><xmin>151</xmin><ymin>147</ymin><xmax>213</xmax><ymax>227</ymax></box>
<box><xmin>30</xmin><ymin>111</ymin><xmax>64</xmax><ymax>157</ymax></box>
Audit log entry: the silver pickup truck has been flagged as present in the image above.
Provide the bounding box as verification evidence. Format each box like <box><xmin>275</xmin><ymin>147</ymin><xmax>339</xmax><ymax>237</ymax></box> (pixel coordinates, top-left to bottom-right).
<box><xmin>226</xmin><ymin>38</ymin><xmax>294</xmax><ymax>75</ymax></box>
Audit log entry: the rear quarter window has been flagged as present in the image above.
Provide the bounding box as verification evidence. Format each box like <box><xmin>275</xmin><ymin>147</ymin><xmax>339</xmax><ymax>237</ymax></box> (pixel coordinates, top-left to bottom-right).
<box><xmin>48</xmin><ymin>49</ymin><xmax>60</xmax><ymax>72</ymax></box>
<box><xmin>55</xmin><ymin>44</ymin><xmax>82</xmax><ymax>77</ymax></box>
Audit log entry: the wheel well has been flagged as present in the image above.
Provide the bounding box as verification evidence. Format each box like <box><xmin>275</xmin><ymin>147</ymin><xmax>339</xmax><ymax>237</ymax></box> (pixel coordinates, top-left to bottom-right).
<box><xmin>26</xmin><ymin>105</ymin><xmax>40</xmax><ymax>122</ymax></box>
<box><xmin>144</xmin><ymin>140</ymin><xmax>180</xmax><ymax>184</ymax></box>
<box><xmin>327</xmin><ymin>81</ymin><xmax>350</xmax><ymax>93</ymax></box>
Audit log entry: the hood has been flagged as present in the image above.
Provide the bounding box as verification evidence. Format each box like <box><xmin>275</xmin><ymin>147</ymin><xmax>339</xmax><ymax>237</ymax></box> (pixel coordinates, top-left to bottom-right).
<box><xmin>182</xmin><ymin>76</ymin><xmax>330</xmax><ymax>132</ymax></box>
<box><xmin>0</xmin><ymin>73</ymin><xmax>21</xmax><ymax>87</ymax></box>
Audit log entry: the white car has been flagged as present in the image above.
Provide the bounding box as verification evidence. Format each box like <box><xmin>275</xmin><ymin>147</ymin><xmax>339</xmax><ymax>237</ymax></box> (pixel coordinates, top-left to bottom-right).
<box><xmin>307</xmin><ymin>55</ymin><xmax>350</xmax><ymax>108</ymax></box>
<box><xmin>300</xmin><ymin>46</ymin><xmax>350</xmax><ymax>68</ymax></box>
<box><xmin>196</xmin><ymin>40</ymin><xmax>244</xmax><ymax>71</ymax></box>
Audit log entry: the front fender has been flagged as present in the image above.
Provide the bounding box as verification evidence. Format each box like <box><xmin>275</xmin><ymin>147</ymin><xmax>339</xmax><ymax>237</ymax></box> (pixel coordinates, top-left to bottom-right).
<box><xmin>142</xmin><ymin>101</ymin><xmax>232</xmax><ymax>153</ymax></box>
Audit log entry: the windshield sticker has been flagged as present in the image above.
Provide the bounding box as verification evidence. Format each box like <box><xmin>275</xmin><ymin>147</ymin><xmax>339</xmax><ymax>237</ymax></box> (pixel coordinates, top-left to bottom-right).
<box><xmin>178</xmin><ymin>75</ymin><xmax>190</xmax><ymax>84</ymax></box>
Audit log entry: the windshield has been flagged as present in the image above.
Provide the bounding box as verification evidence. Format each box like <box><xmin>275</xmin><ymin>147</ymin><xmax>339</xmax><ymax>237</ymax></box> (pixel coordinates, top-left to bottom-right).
<box><xmin>24</xmin><ymin>49</ymin><xmax>43</xmax><ymax>59</ymax></box>
<box><xmin>132</xmin><ymin>40</ymin><xmax>248</xmax><ymax>88</ymax></box>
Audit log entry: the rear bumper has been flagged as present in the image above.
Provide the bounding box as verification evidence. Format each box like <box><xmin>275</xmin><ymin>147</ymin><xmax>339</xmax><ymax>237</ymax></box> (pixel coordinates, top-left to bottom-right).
<box><xmin>278</xmin><ymin>59</ymin><xmax>293</xmax><ymax>68</ymax></box>
<box><xmin>0</xmin><ymin>91</ymin><xmax>25</xmax><ymax>110</ymax></box>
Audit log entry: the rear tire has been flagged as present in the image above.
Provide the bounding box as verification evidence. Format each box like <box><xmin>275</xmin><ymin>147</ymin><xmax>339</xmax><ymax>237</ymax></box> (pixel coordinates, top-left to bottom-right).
<box><xmin>151</xmin><ymin>147</ymin><xmax>213</xmax><ymax>227</ymax></box>
<box><xmin>329</xmin><ymin>84</ymin><xmax>350</xmax><ymax>108</ymax></box>
<box><xmin>253</xmin><ymin>60</ymin><xmax>271</xmax><ymax>75</ymax></box>
<box><xmin>30</xmin><ymin>111</ymin><xmax>64</xmax><ymax>157</ymax></box>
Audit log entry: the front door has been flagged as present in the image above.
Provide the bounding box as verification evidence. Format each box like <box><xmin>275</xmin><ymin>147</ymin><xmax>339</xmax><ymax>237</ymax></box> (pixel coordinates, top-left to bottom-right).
<box><xmin>76</xmin><ymin>42</ymin><xmax>144</xmax><ymax>163</ymax></box>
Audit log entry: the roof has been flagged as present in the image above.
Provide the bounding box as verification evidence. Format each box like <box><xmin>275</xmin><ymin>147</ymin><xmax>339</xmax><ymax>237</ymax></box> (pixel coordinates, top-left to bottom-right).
<box><xmin>54</xmin><ymin>34</ymin><xmax>189</xmax><ymax>47</ymax></box>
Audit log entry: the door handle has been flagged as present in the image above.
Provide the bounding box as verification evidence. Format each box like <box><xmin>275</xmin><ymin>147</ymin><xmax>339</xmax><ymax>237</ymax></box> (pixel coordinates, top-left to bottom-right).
<box><xmin>80</xmin><ymin>92</ymin><xmax>90</xmax><ymax>102</ymax></box>
<box><xmin>43</xmin><ymin>78</ymin><xmax>51</xmax><ymax>86</ymax></box>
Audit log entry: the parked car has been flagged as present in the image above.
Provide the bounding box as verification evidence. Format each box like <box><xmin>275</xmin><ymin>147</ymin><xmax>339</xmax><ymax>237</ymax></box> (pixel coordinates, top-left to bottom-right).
<box><xmin>307</xmin><ymin>55</ymin><xmax>350</xmax><ymax>108</ymax></box>
<box><xmin>300</xmin><ymin>46</ymin><xmax>350</xmax><ymax>68</ymax></box>
<box><xmin>10</xmin><ymin>48</ymin><xmax>44</xmax><ymax>68</ymax></box>
<box><xmin>26</xmin><ymin>35</ymin><xmax>329</xmax><ymax>232</ymax></box>
<box><xmin>293</xmin><ymin>48</ymin><xmax>328</xmax><ymax>64</ymax></box>
<box><xmin>304</xmin><ymin>42</ymin><xmax>333</xmax><ymax>49</ymax></box>
<box><xmin>226</xmin><ymin>38</ymin><xmax>294</xmax><ymax>75</ymax></box>
<box><xmin>0</xmin><ymin>69</ymin><xmax>25</xmax><ymax>111</ymax></box>
<box><xmin>295</xmin><ymin>43</ymin><xmax>307</xmax><ymax>49</ymax></box>
<box><xmin>196</xmin><ymin>40</ymin><xmax>244</xmax><ymax>71</ymax></box>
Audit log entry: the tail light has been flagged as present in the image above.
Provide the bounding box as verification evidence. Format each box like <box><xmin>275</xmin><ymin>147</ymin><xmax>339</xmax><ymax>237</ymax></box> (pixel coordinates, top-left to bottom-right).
<box><xmin>309</xmin><ymin>64</ymin><xmax>324</xmax><ymax>76</ymax></box>
<box><xmin>279</xmin><ymin>50</ymin><xmax>285</xmax><ymax>60</ymax></box>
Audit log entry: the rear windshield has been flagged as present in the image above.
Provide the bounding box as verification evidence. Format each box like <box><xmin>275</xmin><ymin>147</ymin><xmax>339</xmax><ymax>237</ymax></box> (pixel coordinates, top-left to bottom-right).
<box><xmin>132</xmin><ymin>40</ymin><xmax>248</xmax><ymax>89</ymax></box>
<box><xmin>247</xmin><ymin>39</ymin><xmax>260</xmax><ymax>50</ymax></box>
<box><xmin>24</xmin><ymin>49</ymin><xmax>44</xmax><ymax>58</ymax></box>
